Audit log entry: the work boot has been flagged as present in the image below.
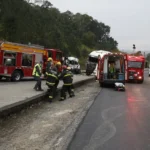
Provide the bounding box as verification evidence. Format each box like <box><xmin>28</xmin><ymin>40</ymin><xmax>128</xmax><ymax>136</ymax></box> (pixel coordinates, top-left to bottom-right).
<box><xmin>38</xmin><ymin>88</ymin><xmax>44</xmax><ymax>91</ymax></box>
<box><xmin>59</xmin><ymin>97</ymin><xmax>66</xmax><ymax>101</ymax></box>
<box><xmin>70</xmin><ymin>92</ymin><xmax>75</xmax><ymax>97</ymax></box>
<box><xmin>33</xmin><ymin>87</ymin><xmax>38</xmax><ymax>91</ymax></box>
<box><xmin>49</xmin><ymin>99</ymin><xmax>52</xmax><ymax>103</ymax></box>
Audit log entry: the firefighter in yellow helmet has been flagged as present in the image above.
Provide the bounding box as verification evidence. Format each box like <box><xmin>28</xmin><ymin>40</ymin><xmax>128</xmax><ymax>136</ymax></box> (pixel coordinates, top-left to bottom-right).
<box><xmin>46</xmin><ymin>57</ymin><xmax>53</xmax><ymax>74</ymax></box>
<box><xmin>54</xmin><ymin>61</ymin><xmax>62</xmax><ymax>89</ymax></box>
<box><xmin>46</xmin><ymin>65</ymin><xmax>58</xmax><ymax>102</ymax></box>
<box><xmin>59</xmin><ymin>66</ymin><xmax>75</xmax><ymax>101</ymax></box>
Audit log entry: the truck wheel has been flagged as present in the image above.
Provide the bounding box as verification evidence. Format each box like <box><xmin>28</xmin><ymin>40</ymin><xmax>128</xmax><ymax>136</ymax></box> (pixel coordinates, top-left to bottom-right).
<box><xmin>86</xmin><ymin>72</ymin><xmax>91</xmax><ymax>76</ymax></box>
<box><xmin>138</xmin><ymin>80</ymin><xmax>143</xmax><ymax>84</ymax></box>
<box><xmin>11</xmin><ymin>71</ymin><xmax>22</xmax><ymax>81</ymax></box>
<box><xmin>100</xmin><ymin>82</ymin><xmax>104</xmax><ymax>87</ymax></box>
<box><xmin>139</xmin><ymin>80</ymin><xmax>144</xmax><ymax>83</ymax></box>
<box><xmin>78</xmin><ymin>70</ymin><xmax>81</xmax><ymax>74</ymax></box>
<box><xmin>0</xmin><ymin>76</ymin><xmax>2</xmax><ymax>80</ymax></box>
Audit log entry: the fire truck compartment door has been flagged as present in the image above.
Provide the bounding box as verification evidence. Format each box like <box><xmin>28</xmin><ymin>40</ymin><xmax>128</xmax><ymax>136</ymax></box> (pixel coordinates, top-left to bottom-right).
<box><xmin>35</xmin><ymin>53</ymin><xmax>43</xmax><ymax>64</ymax></box>
<box><xmin>104</xmin><ymin>57</ymin><xmax>108</xmax><ymax>73</ymax></box>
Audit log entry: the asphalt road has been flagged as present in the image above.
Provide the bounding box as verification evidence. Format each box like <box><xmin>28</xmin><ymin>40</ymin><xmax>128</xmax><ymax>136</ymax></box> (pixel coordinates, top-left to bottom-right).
<box><xmin>68</xmin><ymin>71</ymin><xmax>150</xmax><ymax>150</ymax></box>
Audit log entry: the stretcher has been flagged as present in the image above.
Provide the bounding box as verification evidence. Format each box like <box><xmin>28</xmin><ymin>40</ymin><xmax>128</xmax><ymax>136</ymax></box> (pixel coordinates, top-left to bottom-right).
<box><xmin>114</xmin><ymin>82</ymin><xmax>125</xmax><ymax>91</ymax></box>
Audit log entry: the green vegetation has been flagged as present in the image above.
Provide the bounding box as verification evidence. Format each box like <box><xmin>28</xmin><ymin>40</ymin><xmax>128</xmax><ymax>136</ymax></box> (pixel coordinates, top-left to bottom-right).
<box><xmin>0</xmin><ymin>0</ymin><xmax>118</xmax><ymax>68</ymax></box>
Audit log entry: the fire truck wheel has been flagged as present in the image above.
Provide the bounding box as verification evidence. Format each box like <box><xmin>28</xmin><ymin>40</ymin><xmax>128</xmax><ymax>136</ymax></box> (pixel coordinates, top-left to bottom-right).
<box><xmin>11</xmin><ymin>71</ymin><xmax>22</xmax><ymax>81</ymax></box>
<box><xmin>139</xmin><ymin>80</ymin><xmax>144</xmax><ymax>84</ymax></box>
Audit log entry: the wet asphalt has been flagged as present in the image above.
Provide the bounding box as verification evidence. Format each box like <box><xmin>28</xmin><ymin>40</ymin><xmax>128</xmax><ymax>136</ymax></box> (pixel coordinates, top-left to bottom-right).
<box><xmin>68</xmin><ymin>70</ymin><xmax>150</xmax><ymax>150</ymax></box>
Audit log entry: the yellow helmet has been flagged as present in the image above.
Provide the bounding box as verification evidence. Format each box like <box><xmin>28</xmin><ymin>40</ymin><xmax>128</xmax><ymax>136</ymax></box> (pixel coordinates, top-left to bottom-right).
<box><xmin>56</xmin><ymin>61</ymin><xmax>61</xmax><ymax>65</ymax></box>
<box><xmin>67</xmin><ymin>67</ymin><xmax>71</xmax><ymax>70</ymax></box>
<box><xmin>48</xmin><ymin>57</ymin><xmax>53</xmax><ymax>61</ymax></box>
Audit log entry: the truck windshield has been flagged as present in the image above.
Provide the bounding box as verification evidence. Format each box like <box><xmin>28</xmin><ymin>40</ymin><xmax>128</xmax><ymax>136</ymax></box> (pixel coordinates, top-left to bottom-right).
<box><xmin>128</xmin><ymin>61</ymin><xmax>143</xmax><ymax>68</ymax></box>
<box><xmin>88</xmin><ymin>56</ymin><xmax>98</xmax><ymax>63</ymax></box>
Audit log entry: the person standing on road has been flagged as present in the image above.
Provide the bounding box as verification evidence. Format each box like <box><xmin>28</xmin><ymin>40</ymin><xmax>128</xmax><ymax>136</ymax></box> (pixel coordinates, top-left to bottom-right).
<box><xmin>32</xmin><ymin>61</ymin><xmax>44</xmax><ymax>91</ymax></box>
<box><xmin>46</xmin><ymin>66</ymin><xmax>58</xmax><ymax>102</ymax></box>
<box><xmin>59</xmin><ymin>66</ymin><xmax>75</xmax><ymax>101</ymax></box>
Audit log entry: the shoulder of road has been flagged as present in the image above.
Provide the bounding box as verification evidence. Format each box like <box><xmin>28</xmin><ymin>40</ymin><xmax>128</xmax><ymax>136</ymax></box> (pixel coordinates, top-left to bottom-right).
<box><xmin>0</xmin><ymin>75</ymin><xmax>94</xmax><ymax>118</ymax></box>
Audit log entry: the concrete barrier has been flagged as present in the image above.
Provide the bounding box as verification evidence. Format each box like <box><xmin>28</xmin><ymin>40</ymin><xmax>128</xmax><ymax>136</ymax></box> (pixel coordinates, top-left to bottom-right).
<box><xmin>0</xmin><ymin>77</ymin><xmax>95</xmax><ymax>118</ymax></box>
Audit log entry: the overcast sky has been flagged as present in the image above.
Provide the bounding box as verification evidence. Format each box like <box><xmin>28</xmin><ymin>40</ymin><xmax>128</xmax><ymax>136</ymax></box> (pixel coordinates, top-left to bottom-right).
<box><xmin>48</xmin><ymin>0</ymin><xmax>150</xmax><ymax>52</ymax></box>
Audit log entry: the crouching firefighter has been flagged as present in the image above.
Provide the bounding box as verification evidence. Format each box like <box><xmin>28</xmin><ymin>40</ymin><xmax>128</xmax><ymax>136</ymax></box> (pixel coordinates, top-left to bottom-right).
<box><xmin>46</xmin><ymin>67</ymin><xmax>58</xmax><ymax>102</ymax></box>
<box><xmin>59</xmin><ymin>66</ymin><xmax>75</xmax><ymax>101</ymax></box>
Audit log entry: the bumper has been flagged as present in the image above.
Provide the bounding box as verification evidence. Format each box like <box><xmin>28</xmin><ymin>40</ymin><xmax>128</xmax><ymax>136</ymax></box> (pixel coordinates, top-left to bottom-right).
<box><xmin>128</xmin><ymin>75</ymin><xmax>143</xmax><ymax>80</ymax></box>
<box><xmin>0</xmin><ymin>74</ymin><xmax>11</xmax><ymax>77</ymax></box>
<box><xmin>100</xmin><ymin>79</ymin><xmax>125</xmax><ymax>85</ymax></box>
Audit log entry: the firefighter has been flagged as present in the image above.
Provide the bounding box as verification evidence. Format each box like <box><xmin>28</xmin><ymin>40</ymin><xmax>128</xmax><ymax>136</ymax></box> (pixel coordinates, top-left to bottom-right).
<box><xmin>46</xmin><ymin>66</ymin><xmax>58</xmax><ymax>102</ymax></box>
<box><xmin>46</xmin><ymin>57</ymin><xmax>53</xmax><ymax>74</ymax></box>
<box><xmin>59</xmin><ymin>66</ymin><xmax>75</xmax><ymax>101</ymax></box>
<box><xmin>54</xmin><ymin>61</ymin><xmax>62</xmax><ymax>88</ymax></box>
<box><xmin>32</xmin><ymin>61</ymin><xmax>43</xmax><ymax>91</ymax></box>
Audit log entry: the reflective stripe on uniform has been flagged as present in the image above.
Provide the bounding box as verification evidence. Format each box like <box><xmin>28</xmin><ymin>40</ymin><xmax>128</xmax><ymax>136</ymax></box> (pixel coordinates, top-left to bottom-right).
<box><xmin>32</xmin><ymin>64</ymin><xmax>41</xmax><ymax>76</ymax></box>
<box><xmin>64</xmin><ymin>83</ymin><xmax>72</xmax><ymax>85</ymax></box>
<box><xmin>49</xmin><ymin>96</ymin><xmax>53</xmax><ymax>98</ymax></box>
<box><xmin>64</xmin><ymin>74</ymin><xmax>72</xmax><ymax>77</ymax></box>
<box><xmin>46</xmin><ymin>73</ymin><xmax>58</xmax><ymax>79</ymax></box>
<box><xmin>46</xmin><ymin>81</ymin><xmax>55</xmax><ymax>85</ymax></box>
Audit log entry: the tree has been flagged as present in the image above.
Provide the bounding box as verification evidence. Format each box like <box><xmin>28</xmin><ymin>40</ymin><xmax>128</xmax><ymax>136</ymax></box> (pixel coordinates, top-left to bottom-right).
<box><xmin>41</xmin><ymin>0</ymin><xmax>52</xmax><ymax>8</ymax></box>
<box><xmin>0</xmin><ymin>0</ymin><xmax>118</xmax><ymax>59</ymax></box>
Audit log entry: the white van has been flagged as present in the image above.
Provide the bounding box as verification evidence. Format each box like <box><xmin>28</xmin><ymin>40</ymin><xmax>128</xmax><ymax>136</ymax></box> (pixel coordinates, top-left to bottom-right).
<box><xmin>68</xmin><ymin>57</ymin><xmax>81</xmax><ymax>74</ymax></box>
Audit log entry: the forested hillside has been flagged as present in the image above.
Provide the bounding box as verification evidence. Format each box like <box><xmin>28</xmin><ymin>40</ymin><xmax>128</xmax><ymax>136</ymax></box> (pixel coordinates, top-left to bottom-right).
<box><xmin>0</xmin><ymin>0</ymin><xmax>118</xmax><ymax>65</ymax></box>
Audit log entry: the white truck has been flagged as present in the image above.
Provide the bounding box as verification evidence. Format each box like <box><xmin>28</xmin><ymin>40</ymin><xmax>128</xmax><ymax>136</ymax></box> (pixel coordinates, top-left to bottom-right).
<box><xmin>86</xmin><ymin>50</ymin><xmax>112</xmax><ymax>77</ymax></box>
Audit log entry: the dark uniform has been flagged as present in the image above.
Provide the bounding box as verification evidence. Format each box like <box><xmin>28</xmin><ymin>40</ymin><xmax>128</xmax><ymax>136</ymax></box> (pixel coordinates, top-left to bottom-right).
<box><xmin>46</xmin><ymin>68</ymin><xmax>58</xmax><ymax>102</ymax></box>
<box><xmin>59</xmin><ymin>68</ymin><xmax>75</xmax><ymax>101</ymax></box>
<box><xmin>54</xmin><ymin>62</ymin><xmax>62</xmax><ymax>89</ymax></box>
<box><xmin>46</xmin><ymin>61</ymin><xmax>52</xmax><ymax>73</ymax></box>
<box><xmin>32</xmin><ymin>62</ymin><xmax>43</xmax><ymax>91</ymax></box>
<box><xmin>45</xmin><ymin>57</ymin><xmax>53</xmax><ymax>77</ymax></box>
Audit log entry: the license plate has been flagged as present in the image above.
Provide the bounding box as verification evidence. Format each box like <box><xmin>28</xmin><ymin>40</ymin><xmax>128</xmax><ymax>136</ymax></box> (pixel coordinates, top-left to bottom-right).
<box><xmin>129</xmin><ymin>76</ymin><xmax>133</xmax><ymax>79</ymax></box>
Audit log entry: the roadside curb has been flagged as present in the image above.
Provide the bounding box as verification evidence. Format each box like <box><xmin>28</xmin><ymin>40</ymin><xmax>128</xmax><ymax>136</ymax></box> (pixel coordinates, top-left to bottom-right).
<box><xmin>54</xmin><ymin>86</ymin><xmax>102</xmax><ymax>150</ymax></box>
<box><xmin>0</xmin><ymin>77</ymin><xmax>95</xmax><ymax>118</ymax></box>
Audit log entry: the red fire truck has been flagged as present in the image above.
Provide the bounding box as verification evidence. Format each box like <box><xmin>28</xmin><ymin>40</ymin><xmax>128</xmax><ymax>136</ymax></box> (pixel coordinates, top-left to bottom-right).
<box><xmin>125</xmin><ymin>55</ymin><xmax>145</xmax><ymax>83</ymax></box>
<box><xmin>97</xmin><ymin>53</ymin><xmax>125</xmax><ymax>87</ymax></box>
<box><xmin>0</xmin><ymin>41</ymin><xmax>63</xmax><ymax>81</ymax></box>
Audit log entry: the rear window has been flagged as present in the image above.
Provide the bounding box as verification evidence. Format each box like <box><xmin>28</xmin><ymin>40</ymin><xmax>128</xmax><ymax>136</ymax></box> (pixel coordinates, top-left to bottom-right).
<box><xmin>128</xmin><ymin>61</ymin><xmax>143</xmax><ymax>68</ymax></box>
